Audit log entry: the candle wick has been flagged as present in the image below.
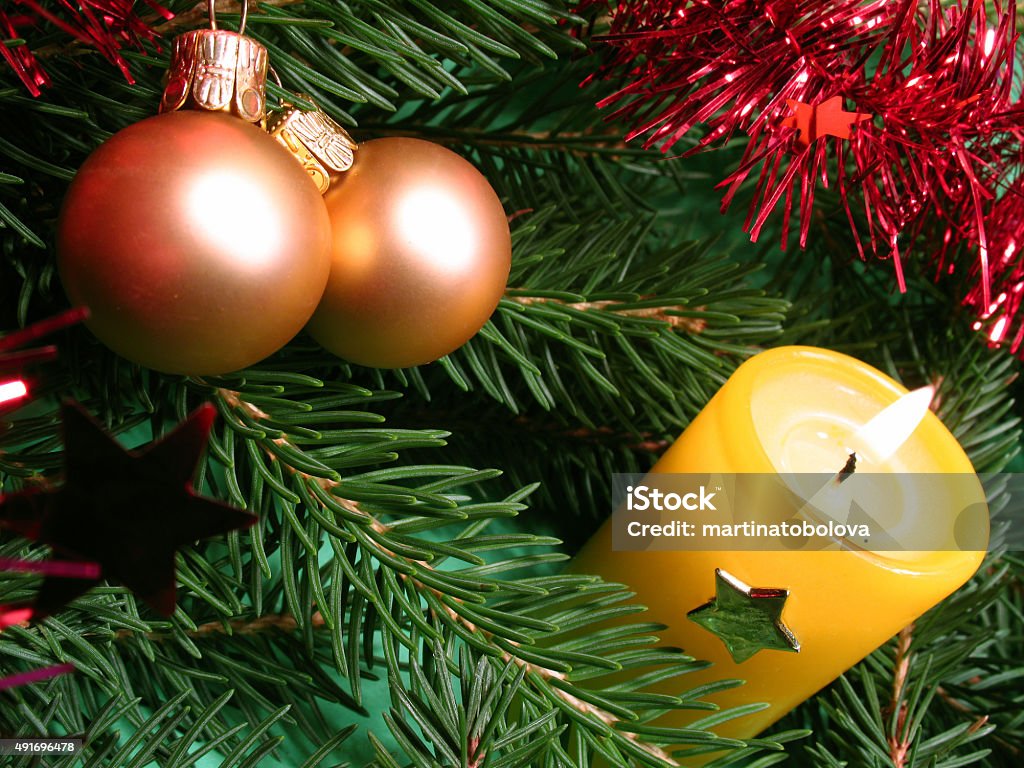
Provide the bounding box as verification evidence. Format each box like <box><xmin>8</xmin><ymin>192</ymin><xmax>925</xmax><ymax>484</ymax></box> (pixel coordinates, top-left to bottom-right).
<box><xmin>836</xmin><ymin>452</ymin><xmax>858</xmax><ymax>484</ymax></box>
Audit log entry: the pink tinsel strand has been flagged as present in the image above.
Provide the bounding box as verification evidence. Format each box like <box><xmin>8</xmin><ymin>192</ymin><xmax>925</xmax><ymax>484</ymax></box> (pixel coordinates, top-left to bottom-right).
<box><xmin>584</xmin><ymin>0</ymin><xmax>1024</xmax><ymax>352</ymax></box>
<box><xmin>0</xmin><ymin>557</ymin><xmax>101</xmax><ymax>579</ymax></box>
<box><xmin>0</xmin><ymin>346</ymin><xmax>59</xmax><ymax>368</ymax></box>
<box><xmin>0</xmin><ymin>662</ymin><xmax>75</xmax><ymax>691</ymax></box>
<box><xmin>2</xmin><ymin>0</ymin><xmax>172</xmax><ymax>91</ymax></box>
<box><xmin>0</xmin><ymin>307</ymin><xmax>88</xmax><ymax>354</ymax></box>
<box><xmin>0</xmin><ymin>605</ymin><xmax>33</xmax><ymax>630</ymax></box>
<box><xmin>0</xmin><ymin>307</ymin><xmax>89</xmax><ymax>353</ymax></box>
<box><xmin>0</xmin><ymin>379</ymin><xmax>29</xmax><ymax>406</ymax></box>
<box><xmin>0</xmin><ymin>307</ymin><xmax>86</xmax><ymax>379</ymax></box>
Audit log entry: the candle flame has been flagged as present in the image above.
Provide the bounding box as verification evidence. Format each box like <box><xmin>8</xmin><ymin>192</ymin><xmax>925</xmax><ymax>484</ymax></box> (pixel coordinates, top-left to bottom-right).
<box><xmin>0</xmin><ymin>379</ymin><xmax>28</xmax><ymax>405</ymax></box>
<box><xmin>855</xmin><ymin>386</ymin><xmax>934</xmax><ymax>463</ymax></box>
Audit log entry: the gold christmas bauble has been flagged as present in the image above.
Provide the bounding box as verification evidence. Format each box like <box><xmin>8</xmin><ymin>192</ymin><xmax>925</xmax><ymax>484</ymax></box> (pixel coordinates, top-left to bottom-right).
<box><xmin>58</xmin><ymin>110</ymin><xmax>332</xmax><ymax>375</ymax></box>
<box><xmin>306</xmin><ymin>137</ymin><xmax>512</xmax><ymax>368</ymax></box>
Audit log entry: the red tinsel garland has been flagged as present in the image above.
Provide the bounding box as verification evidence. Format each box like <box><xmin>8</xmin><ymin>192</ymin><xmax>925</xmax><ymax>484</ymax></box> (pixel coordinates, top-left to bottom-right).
<box><xmin>0</xmin><ymin>0</ymin><xmax>171</xmax><ymax>94</ymax></box>
<box><xmin>584</xmin><ymin>0</ymin><xmax>1024</xmax><ymax>352</ymax></box>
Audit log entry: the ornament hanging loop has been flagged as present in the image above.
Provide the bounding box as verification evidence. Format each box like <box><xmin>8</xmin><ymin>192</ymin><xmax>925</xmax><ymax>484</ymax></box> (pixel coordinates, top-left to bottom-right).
<box><xmin>208</xmin><ymin>0</ymin><xmax>249</xmax><ymax>37</ymax></box>
<box><xmin>268</xmin><ymin>64</ymin><xmax>286</xmax><ymax>105</ymax></box>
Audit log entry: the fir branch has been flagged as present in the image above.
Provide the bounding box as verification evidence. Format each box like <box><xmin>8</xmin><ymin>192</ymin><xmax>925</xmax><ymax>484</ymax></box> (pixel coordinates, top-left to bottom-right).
<box><xmin>392</xmin><ymin>407</ymin><xmax>671</xmax><ymax>454</ymax></box>
<box><xmin>887</xmin><ymin>624</ymin><xmax>915</xmax><ymax>768</ymax></box>
<box><xmin>357</xmin><ymin>123</ymin><xmax>641</xmax><ymax>155</ymax></box>
<box><xmin>510</xmin><ymin>294</ymin><xmax>709</xmax><ymax>334</ymax></box>
<box><xmin>220</xmin><ymin>386</ymin><xmax>682</xmax><ymax>764</ymax></box>
<box><xmin>110</xmin><ymin>611</ymin><xmax>328</xmax><ymax>641</ymax></box>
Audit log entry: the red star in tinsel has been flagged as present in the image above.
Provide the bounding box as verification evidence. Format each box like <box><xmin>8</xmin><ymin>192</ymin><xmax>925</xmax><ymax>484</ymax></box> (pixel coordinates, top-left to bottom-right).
<box><xmin>0</xmin><ymin>401</ymin><xmax>254</xmax><ymax>617</ymax></box>
<box><xmin>780</xmin><ymin>96</ymin><xmax>871</xmax><ymax>149</ymax></box>
<box><xmin>582</xmin><ymin>0</ymin><xmax>1024</xmax><ymax>353</ymax></box>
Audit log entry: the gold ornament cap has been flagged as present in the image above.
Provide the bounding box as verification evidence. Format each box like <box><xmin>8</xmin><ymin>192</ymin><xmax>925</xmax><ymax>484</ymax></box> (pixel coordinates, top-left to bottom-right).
<box><xmin>267</xmin><ymin>98</ymin><xmax>357</xmax><ymax>194</ymax></box>
<box><xmin>160</xmin><ymin>29</ymin><xmax>268</xmax><ymax>123</ymax></box>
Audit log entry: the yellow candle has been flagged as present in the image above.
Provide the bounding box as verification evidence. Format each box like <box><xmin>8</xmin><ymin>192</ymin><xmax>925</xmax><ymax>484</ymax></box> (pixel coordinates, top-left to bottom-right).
<box><xmin>572</xmin><ymin>346</ymin><xmax>988</xmax><ymax>755</ymax></box>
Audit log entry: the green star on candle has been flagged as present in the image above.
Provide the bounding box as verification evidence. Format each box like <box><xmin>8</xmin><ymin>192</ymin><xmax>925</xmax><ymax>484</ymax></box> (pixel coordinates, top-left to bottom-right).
<box><xmin>687</xmin><ymin>568</ymin><xmax>800</xmax><ymax>664</ymax></box>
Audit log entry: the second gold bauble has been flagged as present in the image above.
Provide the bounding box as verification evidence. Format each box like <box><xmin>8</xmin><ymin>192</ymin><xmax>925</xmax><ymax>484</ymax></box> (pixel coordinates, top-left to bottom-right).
<box><xmin>307</xmin><ymin>137</ymin><xmax>512</xmax><ymax>368</ymax></box>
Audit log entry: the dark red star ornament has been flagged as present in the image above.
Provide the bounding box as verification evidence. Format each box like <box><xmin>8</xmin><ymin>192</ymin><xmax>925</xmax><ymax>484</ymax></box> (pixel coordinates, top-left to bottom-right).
<box><xmin>0</xmin><ymin>401</ymin><xmax>254</xmax><ymax>617</ymax></box>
